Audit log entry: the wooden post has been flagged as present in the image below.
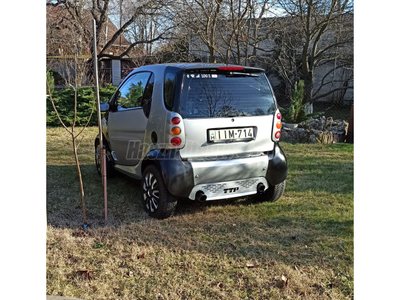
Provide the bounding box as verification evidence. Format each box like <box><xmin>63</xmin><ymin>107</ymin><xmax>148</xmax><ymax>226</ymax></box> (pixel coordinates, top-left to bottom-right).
<box><xmin>93</xmin><ymin>19</ymin><xmax>108</xmax><ymax>223</ymax></box>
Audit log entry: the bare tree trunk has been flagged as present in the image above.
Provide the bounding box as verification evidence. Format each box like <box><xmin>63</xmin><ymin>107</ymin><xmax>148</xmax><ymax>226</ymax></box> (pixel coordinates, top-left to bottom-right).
<box><xmin>46</xmin><ymin>53</ymin><xmax>94</xmax><ymax>225</ymax></box>
<box><xmin>275</xmin><ymin>0</ymin><xmax>353</xmax><ymax>102</ymax></box>
<box><xmin>72</xmin><ymin>136</ymin><xmax>87</xmax><ymax>224</ymax></box>
<box><xmin>209</xmin><ymin>46</ymin><xmax>216</xmax><ymax>63</ymax></box>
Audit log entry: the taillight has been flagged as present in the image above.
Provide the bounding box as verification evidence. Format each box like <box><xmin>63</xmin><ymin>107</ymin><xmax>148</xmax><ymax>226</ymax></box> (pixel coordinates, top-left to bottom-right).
<box><xmin>170</xmin><ymin>137</ymin><xmax>181</xmax><ymax>146</ymax></box>
<box><xmin>272</xmin><ymin>110</ymin><xmax>282</xmax><ymax>142</ymax></box>
<box><xmin>170</xmin><ymin>126</ymin><xmax>181</xmax><ymax>135</ymax></box>
<box><xmin>170</xmin><ymin>115</ymin><xmax>183</xmax><ymax>147</ymax></box>
<box><xmin>171</xmin><ymin>117</ymin><xmax>180</xmax><ymax>124</ymax></box>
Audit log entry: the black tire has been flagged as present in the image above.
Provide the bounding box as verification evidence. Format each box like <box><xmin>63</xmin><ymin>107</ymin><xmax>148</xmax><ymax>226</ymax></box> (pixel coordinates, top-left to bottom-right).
<box><xmin>95</xmin><ymin>139</ymin><xmax>116</xmax><ymax>178</ymax></box>
<box><xmin>253</xmin><ymin>180</ymin><xmax>286</xmax><ymax>203</ymax></box>
<box><xmin>141</xmin><ymin>165</ymin><xmax>178</xmax><ymax>219</ymax></box>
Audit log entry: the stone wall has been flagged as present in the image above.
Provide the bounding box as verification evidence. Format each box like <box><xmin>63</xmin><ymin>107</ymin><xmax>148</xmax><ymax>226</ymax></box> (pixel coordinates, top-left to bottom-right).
<box><xmin>281</xmin><ymin>117</ymin><xmax>349</xmax><ymax>144</ymax></box>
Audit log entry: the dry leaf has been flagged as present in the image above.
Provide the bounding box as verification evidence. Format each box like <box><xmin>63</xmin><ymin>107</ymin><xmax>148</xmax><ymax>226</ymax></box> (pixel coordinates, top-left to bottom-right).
<box><xmin>227</xmin><ymin>242</ymin><xmax>237</xmax><ymax>249</ymax></box>
<box><xmin>123</xmin><ymin>271</ymin><xmax>134</xmax><ymax>278</ymax></box>
<box><xmin>281</xmin><ymin>275</ymin><xmax>288</xmax><ymax>286</ymax></box>
<box><xmin>72</xmin><ymin>230</ymin><xmax>87</xmax><ymax>238</ymax></box>
<box><xmin>76</xmin><ymin>269</ymin><xmax>95</xmax><ymax>280</ymax></box>
<box><xmin>269</xmin><ymin>260</ymin><xmax>276</xmax><ymax>266</ymax></box>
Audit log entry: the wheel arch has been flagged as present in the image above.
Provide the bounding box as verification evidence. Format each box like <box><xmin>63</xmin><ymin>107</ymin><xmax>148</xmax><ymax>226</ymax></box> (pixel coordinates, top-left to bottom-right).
<box><xmin>266</xmin><ymin>143</ymin><xmax>288</xmax><ymax>186</ymax></box>
<box><xmin>95</xmin><ymin>134</ymin><xmax>111</xmax><ymax>149</ymax></box>
<box><xmin>142</xmin><ymin>149</ymin><xmax>194</xmax><ymax>198</ymax></box>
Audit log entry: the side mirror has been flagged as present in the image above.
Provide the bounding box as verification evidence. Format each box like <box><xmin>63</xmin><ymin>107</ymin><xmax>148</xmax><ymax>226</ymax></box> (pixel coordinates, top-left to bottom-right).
<box><xmin>100</xmin><ymin>102</ymin><xmax>110</xmax><ymax>112</ymax></box>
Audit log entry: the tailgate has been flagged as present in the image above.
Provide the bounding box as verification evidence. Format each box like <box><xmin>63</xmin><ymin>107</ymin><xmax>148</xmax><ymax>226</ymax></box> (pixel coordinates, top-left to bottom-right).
<box><xmin>179</xmin><ymin>115</ymin><xmax>274</xmax><ymax>159</ymax></box>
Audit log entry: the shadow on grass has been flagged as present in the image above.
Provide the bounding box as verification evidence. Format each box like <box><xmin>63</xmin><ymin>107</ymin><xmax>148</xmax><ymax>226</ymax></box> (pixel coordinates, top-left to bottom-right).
<box><xmin>47</xmin><ymin>157</ymin><xmax>353</xmax><ymax>226</ymax></box>
<box><xmin>47</xmin><ymin>158</ymin><xmax>353</xmax><ymax>230</ymax></box>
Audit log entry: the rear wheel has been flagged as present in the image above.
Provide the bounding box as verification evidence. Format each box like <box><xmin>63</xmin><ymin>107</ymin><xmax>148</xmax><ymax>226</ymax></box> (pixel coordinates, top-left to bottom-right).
<box><xmin>142</xmin><ymin>165</ymin><xmax>178</xmax><ymax>219</ymax></box>
<box><xmin>253</xmin><ymin>180</ymin><xmax>286</xmax><ymax>203</ymax></box>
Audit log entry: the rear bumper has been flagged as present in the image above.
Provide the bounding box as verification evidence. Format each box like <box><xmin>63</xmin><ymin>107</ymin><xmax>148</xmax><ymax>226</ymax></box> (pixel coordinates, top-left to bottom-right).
<box><xmin>265</xmin><ymin>143</ymin><xmax>288</xmax><ymax>186</ymax></box>
<box><xmin>145</xmin><ymin>143</ymin><xmax>287</xmax><ymax>199</ymax></box>
<box><xmin>188</xmin><ymin>177</ymin><xmax>268</xmax><ymax>200</ymax></box>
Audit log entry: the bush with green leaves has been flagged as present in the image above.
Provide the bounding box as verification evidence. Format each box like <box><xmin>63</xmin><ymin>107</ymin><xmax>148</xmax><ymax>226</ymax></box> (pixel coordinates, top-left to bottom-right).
<box><xmin>46</xmin><ymin>84</ymin><xmax>117</xmax><ymax>127</ymax></box>
<box><xmin>286</xmin><ymin>80</ymin><xmax>307</xmax><ymax>123</ymax></box>
<box><xmin>46</xmin><ymin>69</ymin><xmax>55</xmax><ymax>95</ymax></box>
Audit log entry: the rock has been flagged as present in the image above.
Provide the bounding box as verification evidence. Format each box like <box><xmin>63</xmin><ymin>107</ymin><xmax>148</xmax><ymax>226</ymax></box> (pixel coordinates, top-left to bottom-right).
<box><xmin>283</xmin><ymin>122</ymin><xmax>298</xmax><ymax>129</ymax></box>
<box><xmin>280</xmin><ymin>128</ymin><xmax>298</xmax><ymax>144</ymax></box>
<box><xmin>280</xmin><ymin>129</ymin><xmax>289</xmax><ymax>141</ymax></box>
<box><xmin>310</xmin><ymin>134</ymin><xmax>317</xmax><ymax>143</ymax></box>
<box><xmin>281</xmin><ymin>116</ymin><xmax>349</xmax><ymax>144</ymax></box>
<box><xmin>298</xmin><ymin>130</ymin><xmax>310</xmax><ymax>143</ymax></box>
<box><xmin>309</xmin><ymin>120</ymin><xmax>319</xmax><ymax>129</ymax></box>
<box><xmin>296</xmin><ymin>128</ymin><xmax>305</xmax><ymax>133</ymax></box>
<box><xmin>319</xmin><ymin>116</ymin><xmax>326</xmax><ymax>130</ymax></box>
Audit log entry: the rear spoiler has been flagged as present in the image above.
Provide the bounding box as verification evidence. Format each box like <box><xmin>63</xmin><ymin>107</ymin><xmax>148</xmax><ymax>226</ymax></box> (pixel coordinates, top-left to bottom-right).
<box><xmin>182</xmin><ymin>65</ymin><xmax>265</xmax><ymax>74</ymax></box>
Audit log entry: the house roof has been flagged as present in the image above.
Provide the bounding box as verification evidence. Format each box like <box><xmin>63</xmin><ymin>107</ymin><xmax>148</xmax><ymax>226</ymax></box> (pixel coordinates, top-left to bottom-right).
<box><xmin>46</xmin><ymin>5</ymin><xmax>130</xmax><ymax>56</ymax></box>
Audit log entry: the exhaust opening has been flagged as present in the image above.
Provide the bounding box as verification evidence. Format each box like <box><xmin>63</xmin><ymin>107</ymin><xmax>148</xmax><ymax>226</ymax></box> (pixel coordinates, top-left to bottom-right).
<box><xmin>195</xmin><ymin>190</ymin><xmax>207</xmax><ymax>201</ymax></box>
<box><xmin>257</xmin><ymin>183</ymin><xmax>265</xmax><ymax>194</ymax></box>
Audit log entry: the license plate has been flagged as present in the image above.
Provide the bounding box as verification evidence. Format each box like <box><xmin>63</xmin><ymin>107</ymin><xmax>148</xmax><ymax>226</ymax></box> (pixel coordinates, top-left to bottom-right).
<box><xmin>208</xmin><ymin>127</ymin><xmax>255</xmax><ymax>142</ymax></box>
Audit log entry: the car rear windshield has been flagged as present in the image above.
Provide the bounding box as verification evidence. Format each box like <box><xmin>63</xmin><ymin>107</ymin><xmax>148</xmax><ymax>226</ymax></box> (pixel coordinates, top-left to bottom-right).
<box><xmin>179</xmin><ymin>72</ymin><xmax>277</xmax><ymax>118</ymax></box>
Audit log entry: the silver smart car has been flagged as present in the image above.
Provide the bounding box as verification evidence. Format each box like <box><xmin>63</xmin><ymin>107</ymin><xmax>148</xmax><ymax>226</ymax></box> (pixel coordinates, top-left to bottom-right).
<box><xmin>96</xmin><ymin>63</ymin><xmax>287</xmax><ymax>219</ymax></box>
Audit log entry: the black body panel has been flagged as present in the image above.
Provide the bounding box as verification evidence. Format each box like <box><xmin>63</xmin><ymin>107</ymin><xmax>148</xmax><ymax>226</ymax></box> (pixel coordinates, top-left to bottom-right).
<box><xmin>266</xmin><ymin>143</ymin><xmax>288</xmax><ymax>186</ymax></box>
<box><xmin>144</xmin><ymin>149</ymin><xmax>194</xmax><ymax>198</ymax></box>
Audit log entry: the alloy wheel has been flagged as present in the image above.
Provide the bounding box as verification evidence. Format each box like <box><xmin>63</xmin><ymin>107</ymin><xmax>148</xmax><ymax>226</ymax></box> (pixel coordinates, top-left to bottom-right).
<box><xmin>143</xmin><ymin>172</ymin><xmax>160</xmax><ymax>213</ymax></box>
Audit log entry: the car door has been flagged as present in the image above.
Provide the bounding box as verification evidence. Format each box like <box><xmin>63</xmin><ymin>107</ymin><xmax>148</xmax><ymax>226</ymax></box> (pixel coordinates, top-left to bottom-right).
<box><xmin>108</xmin><ymin>72</ymin><xmax>154</xmax><ymax>166</ymax></box>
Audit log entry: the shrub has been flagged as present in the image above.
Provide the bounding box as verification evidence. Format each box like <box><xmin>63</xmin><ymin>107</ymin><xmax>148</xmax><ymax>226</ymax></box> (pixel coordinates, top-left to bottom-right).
<box><xmin>46</xmin><ymin>84</ymin><xmax>117</xmax><ymax>127</ymax></box>
<box><xmin>286</xmin><ymin>80</ymin><xmax>306</xmax><ymax>123</ymax></box>
<box><xmin>46</xmin><ymin>69</ymin><xmax>55</xmax><ymax>94</ymax></box>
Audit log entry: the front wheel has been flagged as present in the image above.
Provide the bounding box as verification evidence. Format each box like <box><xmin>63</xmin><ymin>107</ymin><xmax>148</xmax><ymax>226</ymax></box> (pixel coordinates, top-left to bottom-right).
<box><xmin>141</xmin><ymin>165</ymin><xmax>178</xmax><ymax>219</ymax></box>
<box><xmin>253</xmin><ymin>180</ymin><xmax>286</xmax><ymax>203</ymax></box>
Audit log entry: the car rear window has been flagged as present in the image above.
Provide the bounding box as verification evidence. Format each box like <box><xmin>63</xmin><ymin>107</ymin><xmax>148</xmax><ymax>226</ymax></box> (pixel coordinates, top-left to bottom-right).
<box><xmin>179</xmin><ymin>72</ymin><xmax>276</xmax><ymax>118</ymax></box>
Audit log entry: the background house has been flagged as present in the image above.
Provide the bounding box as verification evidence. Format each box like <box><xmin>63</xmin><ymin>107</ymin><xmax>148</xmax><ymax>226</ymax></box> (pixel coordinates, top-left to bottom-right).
<box><xmin>187</xmin><ymin>15</ymin><xmax>353</xmax><ymax>106</ymax></box>
<box><xmin>46</xmin><ymin>5</ymin><xmax>133</xmax><ymax>87</ymax></box>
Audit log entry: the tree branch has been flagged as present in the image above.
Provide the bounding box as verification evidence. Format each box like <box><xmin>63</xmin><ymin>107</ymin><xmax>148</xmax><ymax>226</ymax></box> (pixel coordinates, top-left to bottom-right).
<box><xmin>46</xmin><ymin>81</ymin><xmax>72</xmax><ymax>135</ymax></box>
<box><xmin>312</xmin><ymin>86</ymin><xmax>353</xmax><ymax>101</ymax></box>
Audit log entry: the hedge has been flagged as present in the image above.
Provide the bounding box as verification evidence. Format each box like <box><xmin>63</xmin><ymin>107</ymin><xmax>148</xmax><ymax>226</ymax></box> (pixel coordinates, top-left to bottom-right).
<box><xmin>46</xmin><ymin>85</ymin><xmax>117</xmax><ymax>127</ymax></box>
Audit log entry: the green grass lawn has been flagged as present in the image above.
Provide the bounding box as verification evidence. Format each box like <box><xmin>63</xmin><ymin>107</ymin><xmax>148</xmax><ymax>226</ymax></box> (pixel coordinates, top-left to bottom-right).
<box><xmin>46</xmin><ymin>127</ymin><xmax>354</xmax><ymax>300</ymax></box>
